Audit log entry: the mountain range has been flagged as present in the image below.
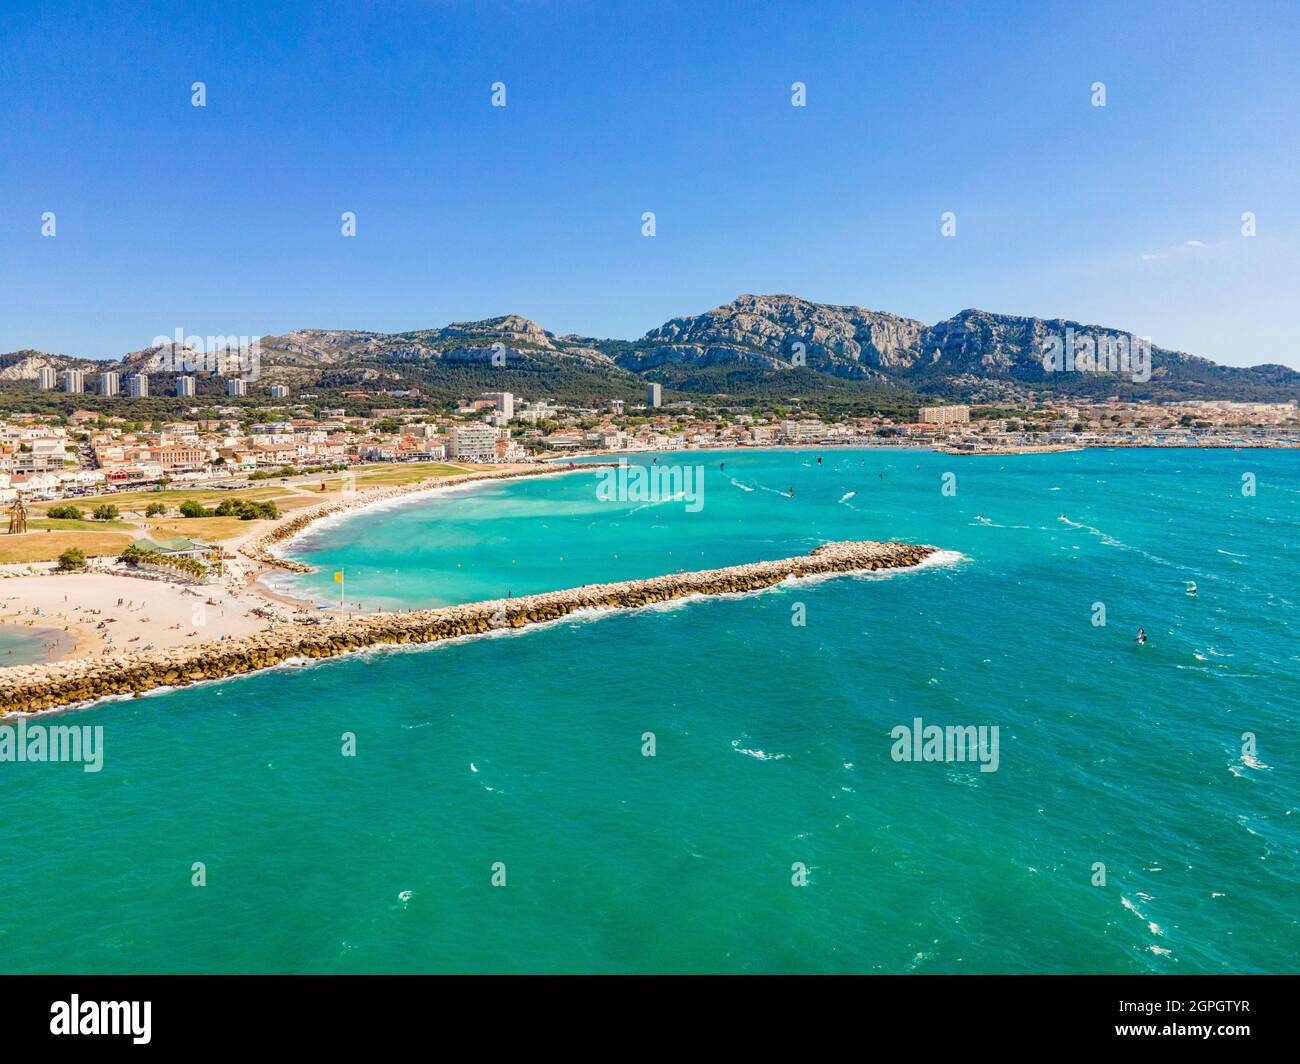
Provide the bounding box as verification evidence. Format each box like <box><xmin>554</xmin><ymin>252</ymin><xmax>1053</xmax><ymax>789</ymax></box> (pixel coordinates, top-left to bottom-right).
<box><xmin>3</xmin><ymin>294</ymin><xmax>1296</xmax><ymax>406</ymax></box>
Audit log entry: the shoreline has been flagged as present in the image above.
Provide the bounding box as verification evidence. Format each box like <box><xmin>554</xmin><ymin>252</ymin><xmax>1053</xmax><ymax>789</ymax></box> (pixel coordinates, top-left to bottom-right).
<box><xmin>0</xmin><ymin>540</ymin><xmax>939</xmax><ymax>716</ymax></box>
<box><xmin>0</xmin><ymin>462</ymin><xmax>615</xmax><ymax>662</ymax></box>
<box><xmin>933</xmin><ymin>444</ymin><xmax>1084</xmax><ymax>456</ymax></box>
<box><xmin>239</xmin><ymin>461</ymin><xmax>616</xmax><ymax>577</ymax></box>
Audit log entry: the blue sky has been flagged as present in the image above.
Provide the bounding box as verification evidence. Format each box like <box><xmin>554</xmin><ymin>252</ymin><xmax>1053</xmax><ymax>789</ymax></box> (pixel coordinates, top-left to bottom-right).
<box><xmin>2</xmin><ymin>0</ymin><xmax>1297</xmax><ymax>366</ymax></box>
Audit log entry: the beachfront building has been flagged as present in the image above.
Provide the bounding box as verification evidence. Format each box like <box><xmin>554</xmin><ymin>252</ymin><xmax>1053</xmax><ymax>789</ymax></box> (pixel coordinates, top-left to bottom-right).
<box><xmin>779</xmin><ymin>419</ymin><xmax>828</xmax><ymax>442</ymax></box>
<box><xmin>129</xmin><ymin>534</ymin><xmax>217</xmax><ymax>561</ymax></box>
<box><xmin>156</xmin><ymin>446</ymin><xmax>208</xmax><ymax>473</ymax></box>
<box><xmin>448</xmin><ymin>424</ymin><xmax>498</xmax><ymax>462</ymax></box>
<box><xmin>13</xmin><ymin>438</ymin><xmax>71</xmax><ymax>473</ymax></box>
<box><xmin>127</xmin><ymin>374</ymin><xmax>149</xmax><ymax>397</ymax></box>
<box><xmin>99</xmin><ymin>371</ymin><xmax>120</xmax><ymax>396</ymax></box>
<box><xmin>38</xmin><ymin>367</ymin><xmax>57</xmax><ymax>390</ymax></box>
<box><xmin>62</xmin><ymin>369</ymin><xmax>85</xmax><ymax>394</ymax></box>
<box><xmin>919</xmin><ymin>404</ymin><xmax>970</xmax><ymax>425</ymax></box>
<box><xmin>483</xmin><ymin>391</ymin><xmax>514</xmax><ymax>420</ymax></box>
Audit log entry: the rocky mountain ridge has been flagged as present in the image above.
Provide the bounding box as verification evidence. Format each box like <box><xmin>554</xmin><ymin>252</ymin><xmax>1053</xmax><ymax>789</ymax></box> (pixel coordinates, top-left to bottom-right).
<box><xmin>3</xmin><ymin>295</ymin><xmax>1296</xmax><ymax>403</ymax></box>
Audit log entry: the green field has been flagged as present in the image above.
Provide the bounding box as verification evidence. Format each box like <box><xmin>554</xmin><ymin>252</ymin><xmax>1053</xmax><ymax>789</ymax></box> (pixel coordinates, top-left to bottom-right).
<box><xmin>6</xmin><ymin>462</ymin><xmax>488</xmax><ymax>556</ymax></box>
<box><xmin>27</xmin><ymin>518</ymin><xmax>136</xmax><ymax>532</ymax></box>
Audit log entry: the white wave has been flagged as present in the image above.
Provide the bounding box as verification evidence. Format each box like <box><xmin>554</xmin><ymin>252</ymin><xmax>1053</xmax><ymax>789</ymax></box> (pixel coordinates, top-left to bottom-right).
<box><xmin>1121</xmin><ymin>895</ymin><xmax>1164</xmax><ymax>937</ymax></box>
<box><xmin>731</xmin><ymin>740</ymin><xmax>786</xmax><ymax>761</ymax></box>
<box><xmin>1057</xmin><ymin>516</ymin><xmax>1206</xmax><ymax>576</ymax></box>
<box><xmin>627</xmin><ymin>492</ymin><xmax>692</xmax><ymax>514</ymax></box>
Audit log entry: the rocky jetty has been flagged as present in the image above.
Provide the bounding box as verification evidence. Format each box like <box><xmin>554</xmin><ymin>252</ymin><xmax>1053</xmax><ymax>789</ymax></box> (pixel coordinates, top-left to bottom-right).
<box><xmin>0</xmin><ymin>540</ymin><xmax>937</xmax><ymax>716</ymax></box>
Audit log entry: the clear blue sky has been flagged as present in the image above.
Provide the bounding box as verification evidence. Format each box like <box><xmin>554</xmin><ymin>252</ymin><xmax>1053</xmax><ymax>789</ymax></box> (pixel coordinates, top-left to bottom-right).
<box><xmin>2</xmin><ymin>0</ymin><xmax>1297</xmax><ymax>367</ymax></box>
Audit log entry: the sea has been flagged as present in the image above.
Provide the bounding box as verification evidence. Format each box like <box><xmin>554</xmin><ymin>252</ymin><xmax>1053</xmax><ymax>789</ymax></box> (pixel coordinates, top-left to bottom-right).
<box><xmin>0</xmin><ymin>447</ymin><xmax>1295</xmax><ymax>973</ymax></box>
<box><xmin>0</xmin><ymin>625</ymin><xmax>74</xmax><ymax>666</ymax></box>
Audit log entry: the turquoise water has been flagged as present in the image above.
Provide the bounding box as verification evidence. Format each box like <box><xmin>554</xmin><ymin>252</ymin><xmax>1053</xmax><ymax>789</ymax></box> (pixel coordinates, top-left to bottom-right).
<box><xmin>0</xmin><ymin>625</ymin><xmax>75</xmax><ymax>666</ymax></box>
<box><xmin>1</xmin><ymin>448</ymin><xmax>1297</xmax><ymax>973</ymax></box>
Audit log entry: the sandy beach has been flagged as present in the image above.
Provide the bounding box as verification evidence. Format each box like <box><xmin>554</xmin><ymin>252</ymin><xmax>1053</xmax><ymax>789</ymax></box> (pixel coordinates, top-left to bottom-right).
<box><xmin>0</xmin><ymin>572</ymin><xmax>279</xmax><ymax>659</ymax></box>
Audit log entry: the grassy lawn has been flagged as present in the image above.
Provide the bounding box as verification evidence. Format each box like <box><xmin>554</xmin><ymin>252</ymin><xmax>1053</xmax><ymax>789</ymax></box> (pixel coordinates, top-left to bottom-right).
<box><xmin>319</xmin><ymin>463</ymin><xmax>472</xmax><ymax>490</ymax></box>
<box><xmin>10</xmin><ymin>464</ymin><xmax>492</xmax><ymax>551</ymax></box>
<box><xmin>0</xmin><ymin>530</ymin><xmax>134</xmax><ymax>564</ymax></box>
<box><xmin>27</xmin><ymin>518</ymin><xmax>137</xmax><ymax>532</ymax></box>
<box><xmin>144</xmin><ymin>516</ymin><xmax>257</xmax><ymax>543</ymax></box>
<box><xmin>99</xmin><ymin>485</ymin><xmax>287</xmax><ymax>510</ymax></box>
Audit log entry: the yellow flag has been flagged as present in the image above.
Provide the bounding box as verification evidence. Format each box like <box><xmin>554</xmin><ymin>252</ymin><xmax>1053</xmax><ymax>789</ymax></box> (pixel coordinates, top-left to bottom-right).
<box><xmin>334</xmin><ymin>571</ymin><xmax>343</xmax><ymax>583</ymax></box>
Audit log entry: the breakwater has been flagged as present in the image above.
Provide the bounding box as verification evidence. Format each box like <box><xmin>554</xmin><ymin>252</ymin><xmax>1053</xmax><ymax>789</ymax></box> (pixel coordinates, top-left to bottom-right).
<box><xmin>0</xmin><ymin>540</ymin><xmax>936</xmax><ymax>715</ymax></box>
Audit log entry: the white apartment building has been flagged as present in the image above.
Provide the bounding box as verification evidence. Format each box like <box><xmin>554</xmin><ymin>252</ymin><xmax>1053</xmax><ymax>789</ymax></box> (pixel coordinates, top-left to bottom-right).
<box><xmin>780</xmin><ymin>420</ymin><xmax>828</xmax><ymax>441</ymax></box>
<box><xmin>919</xmin><ymin>404</ymin><xmax>970</xmax><ymax>424</ymax></box>
<box><xmin>448</xmin><ymin>424</ymin><xmax>499</xmax><ymax>461</ymax></box>
<box><xmin>14</xmin><ymin>438</ymin><xmax>71</xmax><ymax>473</ymax></box>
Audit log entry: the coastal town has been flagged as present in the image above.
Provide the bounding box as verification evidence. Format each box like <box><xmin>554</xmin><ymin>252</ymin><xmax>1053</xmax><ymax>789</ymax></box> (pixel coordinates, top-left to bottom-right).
<box><xmin>3</xmin><ymin>379</ymin><xmax>1297</xmax><ymax>508</ymax></box>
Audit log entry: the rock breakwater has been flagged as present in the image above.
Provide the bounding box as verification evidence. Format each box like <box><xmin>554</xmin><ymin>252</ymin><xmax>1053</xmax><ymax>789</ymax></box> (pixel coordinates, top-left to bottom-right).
<box><xmin>0</xmin><ymin>540</ymin><xmax>937</xmax><ymax>715</ymax></box>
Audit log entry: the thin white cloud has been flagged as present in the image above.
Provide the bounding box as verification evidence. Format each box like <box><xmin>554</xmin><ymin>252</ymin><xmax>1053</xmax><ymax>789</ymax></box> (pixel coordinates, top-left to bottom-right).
<box><xmin>1140</xmin><ymin>238</ymin><xmax>1216</xmax><ymax>262</ymax></box>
